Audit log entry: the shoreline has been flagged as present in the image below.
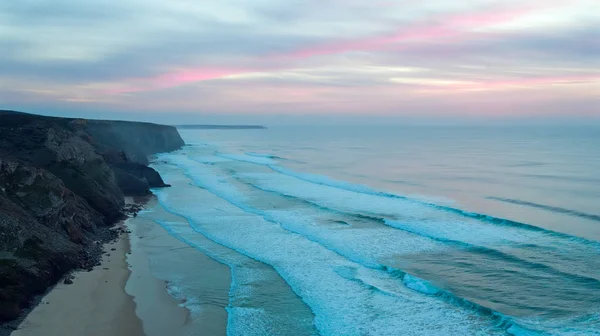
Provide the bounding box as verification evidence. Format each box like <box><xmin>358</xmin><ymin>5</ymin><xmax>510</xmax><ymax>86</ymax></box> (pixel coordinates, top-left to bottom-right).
<box><xmin>10</xmin><ymin>199</ymin><xmax>189</xmax><ymax>336</ymax></box>
<box><xmin>125</xmin><ymin>206</ymin><xmax>190</xmax><ymax>336</ymax></box>
<box><xmin>11</xmin><ymin>221</ymin><xmax>143</xmax><ymax>336</ymax></box>
<box><xmin>127</xmin><ymin>196</ymin><xmax>230</xmax><ymax>335</ymax></box>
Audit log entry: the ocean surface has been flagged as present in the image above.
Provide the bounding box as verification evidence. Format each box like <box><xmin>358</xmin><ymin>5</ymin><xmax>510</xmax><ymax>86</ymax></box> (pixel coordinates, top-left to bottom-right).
<box><xmin>138</xmin><ymin>125</ymin><xmax>600</xmax><ymax>335</ymax></box>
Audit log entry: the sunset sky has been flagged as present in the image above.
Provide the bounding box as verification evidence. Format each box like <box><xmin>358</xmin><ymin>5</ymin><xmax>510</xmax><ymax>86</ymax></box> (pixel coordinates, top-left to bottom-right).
<box><xmin>1</xmin><ymin>0</ymin><xmax>599</xmax><ymax>123</ymax></box>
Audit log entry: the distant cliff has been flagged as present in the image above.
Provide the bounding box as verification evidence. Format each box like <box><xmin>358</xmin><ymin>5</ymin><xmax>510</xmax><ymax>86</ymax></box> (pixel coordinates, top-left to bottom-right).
<box><xmin>0</xmin><ymin>110</ymin><xmax>184</xmax><ymax>324</ymax></box>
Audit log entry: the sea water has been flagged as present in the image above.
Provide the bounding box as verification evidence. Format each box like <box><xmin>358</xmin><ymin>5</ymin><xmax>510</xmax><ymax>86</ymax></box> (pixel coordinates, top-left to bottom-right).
<box><xmin>142</xmin><ymin>125</ymin><xmax>600</xmax><ymax>335</ymax></box>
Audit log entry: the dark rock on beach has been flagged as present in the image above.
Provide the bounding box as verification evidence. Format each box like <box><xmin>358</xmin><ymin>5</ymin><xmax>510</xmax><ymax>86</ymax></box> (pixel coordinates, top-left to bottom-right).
<box><xmin>0</xmin><ymin>110</ymin><xmax>184</xmax><ymax>326</ymax></box>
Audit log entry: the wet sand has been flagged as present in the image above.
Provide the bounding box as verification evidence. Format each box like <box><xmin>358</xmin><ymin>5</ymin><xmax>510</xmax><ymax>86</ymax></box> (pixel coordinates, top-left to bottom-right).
<box><xmin>125</xmin><ymin>217</ymin><xmax>191</xmax><ymax>336</ymax></box>
<box><xmin>12</xmin><ymin>219</ymin><xmax>189</xmax><ymax>336</ymax></box>
<box><xmin>127</xmin><ymin>202</ymin><xmax>230</xmax><ymax>336</ymax></box>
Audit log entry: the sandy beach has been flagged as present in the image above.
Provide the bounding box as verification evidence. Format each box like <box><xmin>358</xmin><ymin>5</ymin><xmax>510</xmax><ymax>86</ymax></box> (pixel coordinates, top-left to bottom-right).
<box><xmin>11</xmin><ymin>219</ymin><xmax>189</xmax><ymax>336</ymax></box>
<box><xmin>125</xmin><ymin>215</ymin><xmax>191</xmax><ymax>336</ymax></box>
<box><xmin>127</xmin><ymin>200</ymin><xmax>230</xmax><ymax>336</ymax></box>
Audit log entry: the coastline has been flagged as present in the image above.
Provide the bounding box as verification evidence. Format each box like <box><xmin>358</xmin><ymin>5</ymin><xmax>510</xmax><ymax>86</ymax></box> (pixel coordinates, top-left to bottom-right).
<box><xmin>11</xmin><ymin>221</ymin><xmax>143</xmax><ymax>336</ymax></box>
<box><xmin>0</xmin><ymin>110</ymin><xmax>186</xmax><ymax>326</ymax></box>
<box><xmin>127</xmin><ymin>196</ymin><xmax>230</xmax><ymax>335</ymax></box>
<box><xmin>10</xmin><ymin>200</ymin><xmax>189</xmax><ymax>336</ymax></box>
<box><xmin>125</xmin><ymin>199</ymin><xmax>191</xmax><ymax>336</ymax></box>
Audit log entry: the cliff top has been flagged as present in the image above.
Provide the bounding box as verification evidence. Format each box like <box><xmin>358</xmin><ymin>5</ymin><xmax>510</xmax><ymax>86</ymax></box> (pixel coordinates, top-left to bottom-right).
<box><xmin>0</xmin><ymin>110</ymin><xmax>177</xmax><ymax>129</ymax></box>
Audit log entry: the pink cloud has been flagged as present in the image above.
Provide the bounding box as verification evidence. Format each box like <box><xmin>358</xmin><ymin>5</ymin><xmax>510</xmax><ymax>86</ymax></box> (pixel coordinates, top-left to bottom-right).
<box><xmin>155</xmin><ymin>68</ymin><xmax>243</xmax><ymax>86</ymax></box>
<box><xmin>282</xmin><ymin>26</ymin><xmax>452</xmax><ymax>59</ymax></box>
<box><xmin>279</xmin><ymin>3</ymin><xmax>549</xmax><ymax>59</ymax></box>
<box><xmin>105</xmin><ymin>67</ymin><xmax>243</xmax><ymax>94</ymax></box>
<box><xmin>105</xmin><ymin>2</ymin><xmax>558</xmax><ymax>94</ymax></box>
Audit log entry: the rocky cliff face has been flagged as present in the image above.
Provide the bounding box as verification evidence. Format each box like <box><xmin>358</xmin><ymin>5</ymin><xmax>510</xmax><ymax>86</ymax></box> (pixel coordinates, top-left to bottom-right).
<box><xmin>84</xmin><ymin>119</ymin><xmax>184</xmax><ymax>164</ymax></box>
<box><xmin>0</xmin><ymin>110</ymin><xmax>184</xmax><ymax>324</ymax></box>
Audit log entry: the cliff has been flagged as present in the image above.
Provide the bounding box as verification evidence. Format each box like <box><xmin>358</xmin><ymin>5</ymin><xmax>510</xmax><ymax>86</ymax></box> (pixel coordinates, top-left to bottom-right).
<box><xmin>0</xmin><ymin>110</ymin><xmax>184</xmax><ymax>324</ymax></box>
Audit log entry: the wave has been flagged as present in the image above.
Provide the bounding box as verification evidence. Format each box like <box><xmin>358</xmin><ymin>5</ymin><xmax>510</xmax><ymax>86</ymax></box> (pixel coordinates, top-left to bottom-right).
<box><xmin>268</xmin><ymin>165</ymin><xmax>393</xmax><ymax>197</ymax></box>
<box><xmin>152</xmin><ymin>170</ymin><xmax>367</xmax><ymax>335</ymax></box>
<box><xmin>488</xmin><ymin>197</ymin><xmax>600</xmax><ymax>222</ymax></box>
<box><xmin>182</xmin><ymin>170</ymin><xmax>391</xmax><ymax>269</ymax></box>
<box><xmin>434</xmin><ymin>205</ymin><xmax>600</xmax><ymax>248</ymax></box>
<box><xmin>383</xmin><ymin>219</ymin><xmax>600</xmax><ymax>285</ymax></box>
<box><xmin>229</xmin><ymin>174</ymin><xmax>388</xmax><ymax>224</ymax></box>
<box><xmin>267</xmin><ymin>164</ymin><xmax>600</xmax><ymax>248</ymax></box>
<box><xmin>148</xmin><ymin>199</ymin><xmax>320</xmax><ymax>336</ymax></box>
<box><xmin>335</xmin><ymin>266</ymin><xmax>540</xmax><ymax>336</ymax></box>
<box><xmin>371</xmin><ymin>264</ymin><xmax>598</xmax><ymax>335</ymax></box>
<box><xmin>161</xmin><ymin>158</ymin><xmax>564</xmax><ymax>335</ymax></box>
<box><xmin>156</xmin><ymin>156</ymin><xmax>600</xmax><ymax>335</ymax></box>
<box><xmin>233</xmin><ymin>174</ymin><xmax>600</xmax><ymax>285</ymax></box>
<box><xmin>402</xmin><ymin>273</ymin><xmax>440</xmax><ymax>295</ymax></box>
<box><xmin>393</xmin><ymin>270</ymin><xmax>542</xmax><ymax>336</ymax></box>
<box><xmin>202</xmin><ymin>151</ymin><xmax>599</xmax><ymax>247</ymax></box>
<box><xmin>158</xmin><ymin>157</ymin><xmax>525</xmax><ymax>334</ymax></box>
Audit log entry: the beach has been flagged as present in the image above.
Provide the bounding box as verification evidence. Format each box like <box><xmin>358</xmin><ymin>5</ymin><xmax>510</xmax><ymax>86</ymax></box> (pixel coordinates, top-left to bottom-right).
<box><xmin>127</xmin><ymin>198</ymin><xmax>230</xmax><ymax>336</ymax></box>
<box><xmin>11</xmin><ymin>217</ymin><xmax>189</xmax><ymax>336</ymax></box>
<box><xmin>7</xmin><ymin>124</ymin><xmax>599</xmax><ymax>335</ymax></box>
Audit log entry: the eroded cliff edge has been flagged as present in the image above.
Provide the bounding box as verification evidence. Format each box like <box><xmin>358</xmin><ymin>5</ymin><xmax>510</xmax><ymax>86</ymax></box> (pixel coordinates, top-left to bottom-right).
<box><xmin>0</xmin><ymin>110</ymin><xmax>184</xmax><ymax>324</ymax></box>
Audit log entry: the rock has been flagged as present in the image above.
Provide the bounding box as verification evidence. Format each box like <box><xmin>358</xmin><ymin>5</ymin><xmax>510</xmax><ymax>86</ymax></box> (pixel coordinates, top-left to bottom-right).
<box><xmin>111</xmin><ymin>166</ymin><xmax>152</xmax><ymax>196</ymax></box>
<box><xmin>82</xmin><ymin>119</ymin><xmax>184</xmax><ymax>165</ymax></box>
<box><xmin>64</xmin><ymin>278</ymin><xmax>73</xmax><ymax>285</ymax></box>
<box><xmin>0</xmin><ymin>110</ymin><xmax>184</xmax><ymax>324</ymax></box>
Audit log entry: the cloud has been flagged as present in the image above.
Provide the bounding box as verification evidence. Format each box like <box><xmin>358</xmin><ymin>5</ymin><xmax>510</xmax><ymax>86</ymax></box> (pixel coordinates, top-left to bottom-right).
<box><xmin>101</xmin><ymin>3</ymin><xmax>559</xmax><ymax>93</ymax></box>
<box><xmin>1</xmin><ymin>0</ymin><xmax>599</xmax><ymax>118</ymax></box>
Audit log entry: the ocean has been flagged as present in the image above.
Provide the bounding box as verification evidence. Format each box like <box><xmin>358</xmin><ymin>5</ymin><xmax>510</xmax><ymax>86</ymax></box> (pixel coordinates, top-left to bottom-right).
<box><xmin>134</xmin><ymin>125</ymin><xmax>600</xmax><ymax>335</ymax></box>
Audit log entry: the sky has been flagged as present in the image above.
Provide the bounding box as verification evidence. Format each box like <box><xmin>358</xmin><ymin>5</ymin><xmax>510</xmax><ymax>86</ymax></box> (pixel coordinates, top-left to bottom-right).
<box><xmin>1</xmin><ymin>0</ymin><xmax>599</xmax><ymax>124</ymax></box>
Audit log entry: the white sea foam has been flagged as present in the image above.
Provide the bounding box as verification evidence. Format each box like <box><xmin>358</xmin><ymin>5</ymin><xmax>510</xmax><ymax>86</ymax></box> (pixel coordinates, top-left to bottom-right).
<box><xmin>149</xmin><ymin>168</ymin><xmax>318</xmax><ymax>335</ymax></box>
<box><xmin>228</xmin><ymin>165</ymin><xmax>600</xmax><ymax>283</ymax></box>
<box><xmin>269</xmin><ymin>165</ymin><xmax>382</xmax><ymax>195</ymax></box>
<box><xmin>151</xmin><ymin>128</ymin><xmax>600</xmax><ymax>335</ymax></box>
<box><xmin>152</xmin><ymin>154</ymin><xmax>505</xmax><ymax>335</ymax></box>
<box><xmin>402</xmin><ymin>274</ymin><xmax>440</xmax><ymax>295</ymax></box>
<box><xmin>234</xmin><ymin>167</ymin><xmax>584</xmax><ymax>250</ymax></box>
